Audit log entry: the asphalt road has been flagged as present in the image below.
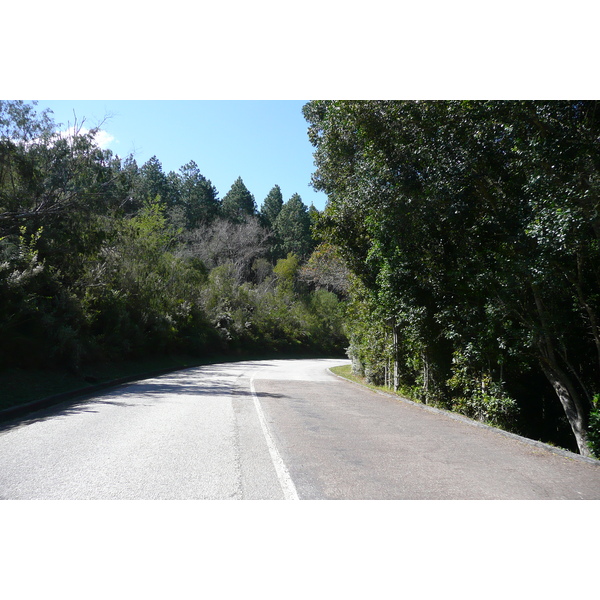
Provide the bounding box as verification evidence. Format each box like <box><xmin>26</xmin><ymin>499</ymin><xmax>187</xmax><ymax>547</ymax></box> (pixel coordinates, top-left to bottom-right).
<box><xmin>1</xmin><ymin>358</ymin><xmax>599</xmax><ymax>499</ymax></box>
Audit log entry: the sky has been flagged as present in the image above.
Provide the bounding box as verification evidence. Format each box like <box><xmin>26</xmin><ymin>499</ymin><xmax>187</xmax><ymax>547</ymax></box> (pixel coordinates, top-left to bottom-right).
<box><xmin>37</xmin><ymin>100</ymin><xmax>328</xmax><ymax>211</ymax></box>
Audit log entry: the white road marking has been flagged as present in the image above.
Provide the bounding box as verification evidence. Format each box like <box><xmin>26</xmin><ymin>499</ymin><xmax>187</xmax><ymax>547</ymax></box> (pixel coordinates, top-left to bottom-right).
<box><xmin>250</xmin><ymin>375</ymin><xmax>299</xmax><ymax>500</ymax></box>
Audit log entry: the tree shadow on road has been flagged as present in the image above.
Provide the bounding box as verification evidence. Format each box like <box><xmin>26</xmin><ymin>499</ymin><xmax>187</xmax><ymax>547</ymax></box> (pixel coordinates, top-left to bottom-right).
<box><xmin>0</xmin><ymin>372</ymin><xmax>287</xmax><ymax>434</ymax></box>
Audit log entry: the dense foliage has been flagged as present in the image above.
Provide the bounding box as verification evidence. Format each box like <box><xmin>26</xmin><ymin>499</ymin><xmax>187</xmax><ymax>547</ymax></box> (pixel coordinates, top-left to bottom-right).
<box><xmin>0</xmin><ymin>101</ymin><xmax>347</xmax><ymax>383</ymax></box>
<box><xmin>303</xmin><ymin>100</ymin><xmax>600</xmax><ymax>457</ymax></box>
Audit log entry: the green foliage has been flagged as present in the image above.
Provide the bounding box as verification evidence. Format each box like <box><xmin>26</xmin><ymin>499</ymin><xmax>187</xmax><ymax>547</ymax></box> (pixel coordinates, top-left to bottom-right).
<box><xmin>304</xmin><ymin>100</ymin><xmax>600</xmax><ymax>454</ymax></box>
<box><xmin>447</xmin><ymin>348</ymin><xmax>520</xmax><ymax>429</ymax></box>
<box><xmin>587</xmin><ymin>396</ymin><xmax>600</xmax><ymax>459</ymax></box>
<box><xmin>175</xmin><ymin>160</ymin><xmax>220</xmax><ymax>228</ymax></box>
<box><xmin>260</xmin><ymin>185</ymin><xmax>283</xmax><ymax>228</ymax></box>
<box><xmin>221</xmin><ymin>177</ymin><xmax>256</xmax><ymax>223</ymax></box>
<box><xmin>274</xmin><ymin>193</ymin><xmax>314</xmax><ymax>259</ymax></box>
<box><xmin>0</xmin><ymin>100</ymin><xmax>54</xmax><ymax>142</ymax></box>
<box><xmin>0</xmin><ymin>226</ymin><xmax>88</xmax><ymax>369</ymax></box>
<box><xmin>343</xmin><ymin>278</ymin><xmax>392</xmax><ymax>385</ymax></box>
<box><xmin>0</xmin><ymin>100</ymin><xmax>345</xmax><ymax>393</ymax></box>
<box><xmin>199</xmin><ymin>258</ymin><xmax>345</xmax><ymax>355</ymax></box>
<box><xmin>135</xmin><ymin>156</ymin><xmax>175</xmax><ymax>208</ymax></box>
<box><xmin>273</xmin><ymin>253</ymin><xmax>299</xmax><ymax>283</ymax></box>
<box><xmin>83</xmin><ymin>198</ymin><xmax>210</xmax><ymax>359</ymax></box>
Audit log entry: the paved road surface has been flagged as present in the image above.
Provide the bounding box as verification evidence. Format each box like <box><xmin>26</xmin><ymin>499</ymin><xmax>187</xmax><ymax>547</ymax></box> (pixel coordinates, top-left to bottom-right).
<box><xmin>1</xmin><ymin>359</ymin><xmax>599</xmax><ymax>499</ymax></box>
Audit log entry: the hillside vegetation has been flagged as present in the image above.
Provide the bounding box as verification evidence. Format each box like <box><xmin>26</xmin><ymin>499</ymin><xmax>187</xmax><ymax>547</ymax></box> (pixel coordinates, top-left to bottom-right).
<box><xmin>0</xmin><ymin>101</ymin><xmax>348</xmax><ymax>407</ymax></box>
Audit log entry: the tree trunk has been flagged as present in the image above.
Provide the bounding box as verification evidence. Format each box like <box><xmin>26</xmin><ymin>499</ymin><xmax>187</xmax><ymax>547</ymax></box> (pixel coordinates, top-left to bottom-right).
<box><xmin>422</xmin><ymin>350</ymin><xmax>429</xmax><ymax>404</ymax></box>
<box><xmin>539</xmin><ymin>360</ymin><xmax>591</xmax><ymax>457</ymax></box>
<box><xmin>532</xmin><ymin>283</ymin><xmax>592</xmax><ymax>456</ymax></box>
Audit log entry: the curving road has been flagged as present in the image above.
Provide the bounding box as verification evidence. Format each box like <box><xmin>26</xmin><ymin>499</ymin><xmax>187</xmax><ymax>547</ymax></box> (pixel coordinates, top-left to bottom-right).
<box><xmin>1</xmin><ymin>358</ymin><xmax>599</xmax><ymax>499</ymax></box>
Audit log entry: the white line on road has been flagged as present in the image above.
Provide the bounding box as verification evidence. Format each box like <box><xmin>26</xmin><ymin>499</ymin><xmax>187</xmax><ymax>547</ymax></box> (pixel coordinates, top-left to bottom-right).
<box><xmin>250</xmin><ymin>375</ymin><xmax>299</xmax><ymax>500</ymax></box>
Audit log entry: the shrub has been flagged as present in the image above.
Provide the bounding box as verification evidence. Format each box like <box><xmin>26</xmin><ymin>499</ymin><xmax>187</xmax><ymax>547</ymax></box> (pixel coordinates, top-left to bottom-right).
<box><xmin>447</xmin><ymin>350</ymin><xmax>519</xmax><ymax>430</ymax></box>
<box><xmin>588</xmin><ymin>396</ymin><xmax>600</xmax><ymax>459</ymax></box>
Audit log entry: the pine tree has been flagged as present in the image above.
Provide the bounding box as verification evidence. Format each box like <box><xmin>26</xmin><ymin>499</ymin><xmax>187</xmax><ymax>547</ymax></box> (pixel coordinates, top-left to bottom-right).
<box><xmin>260</xmin><ymin>184</ymin><xmax>284</xmax><ymax>228</ymax></box>
<box><xmin>274</xmin><ymin>193</ymin><xmax>313</xmax><ymax>259</ymax></box>
<box><xmin>221</xmin><ymin>177</ymin><xmax>256</xmax><ymax>223</ymax></box>
<box><xmin>136</xmin><ymin>156</ymin><xmax>177</xmax><ymax>208</ymax></box>
<box><xmin>177</xmin><ymin>160</ymin><xmax>220</xmax><ymax>228</ymax></box>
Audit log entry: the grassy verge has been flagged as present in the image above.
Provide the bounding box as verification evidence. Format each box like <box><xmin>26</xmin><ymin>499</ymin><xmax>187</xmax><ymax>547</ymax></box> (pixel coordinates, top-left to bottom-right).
<box><xmin>330</xmin><ymin>364</ymin><xmax>381</xmax><ymax>390</ymax></box>
<box><xmin>329</xmin><ymin>364</ymin><xmax>414</xmax><ymax>398</ymax></box>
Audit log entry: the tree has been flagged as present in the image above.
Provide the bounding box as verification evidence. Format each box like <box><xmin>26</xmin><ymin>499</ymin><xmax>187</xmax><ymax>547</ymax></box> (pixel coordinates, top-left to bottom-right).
<box><xmin>1</xmin><ymin>102</ymin><xmax>119</xmax><ymax>228</ymax></box>
<box><xmin>260</xmin><ymin>184</ymin><xmax>284</xmax><ymax>228</ymax></box>
<box><xmin>176</xmin><ymin>160</ymin><xmax>220</xmax><ymax>228</ymax></box>
<box><xmin>182</xmin><ymin>216</ymin><xmax>270</xmax><ymax>283</ymax></box>
<box><xmin>220</xmin><ymin>176</ymin><xmax>256</xmax><ymax>222</ymax></box>
<box><xmin>0</xmin><ymin>102</ymin><xmax>129</xmax><ymax>289</ymax></box>
<box><xmin>83</xmin><ymin>197</ymin><xmax>211</xmax><ymax>359</ymax></box>
<box><xmin>0</xmin><ymin>100</ymin><xmax>54</xmax><ymax>142</ymax></box>
<box><xmin>303</xmin><ymin>100</ymin><xmax>600</xmax><ymax>456</ymax></box>
<box><xmin>0</xmin><ymin>100</ymin><xmax>348</xmax><ymax>378</ymax></box>
<box><xmin>273</xmin><ymin>252</ymin><xmax>300</xmax><ymax>286</ymax></box>
<box><xmin>299</xmin><ymin>243</ymin><xmax>350</xmax><ymax>295</ymax></box>
<box><xmin>308</xmin><ymin>204</ymin><xmax>320</xmax><ymax>233</ymax></box>
<box><xmin>135</xmin><ymin>156</ymin><xmax>177</xmax><ymax>208</ymax></box>
<box><xmin>274</xmin><ymin>193</ymin><xmax>313</xmax><ymax>259</ymax></box>
<box><xmin>0</xmin><ymin>102</ymin><xmax>129</xmax><ymax>368</ymax></box>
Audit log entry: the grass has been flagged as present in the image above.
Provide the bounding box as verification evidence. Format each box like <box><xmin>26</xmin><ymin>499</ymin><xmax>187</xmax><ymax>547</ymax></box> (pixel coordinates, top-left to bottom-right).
<box><xmin>329</xmin><ymin>364</ymin><xmax>412</xmax><ymax>398</ymax></box>
<box><xmin>331</xmin><ymin>364</ymin><xmax>379</xmax><ymax>388</ymax></box>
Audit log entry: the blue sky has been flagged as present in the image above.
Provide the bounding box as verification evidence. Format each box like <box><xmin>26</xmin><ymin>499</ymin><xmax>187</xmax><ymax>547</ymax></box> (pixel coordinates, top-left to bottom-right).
<box><xmin>37</xmin><ymin>100</ymin><xmax>328</xmax><ymax>211</ymax></box>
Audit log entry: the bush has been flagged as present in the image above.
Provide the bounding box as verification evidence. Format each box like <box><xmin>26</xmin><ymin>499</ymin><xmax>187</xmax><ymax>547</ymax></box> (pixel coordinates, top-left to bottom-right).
<box><xmin>587</xmin><ymin>396</ymin><xmax>600</xmax><ymax>459</ymax></box>
<box><xmin>447</xmin><ymin>350</ymin><xmax>519</xmax><ymax>430</ymax></box>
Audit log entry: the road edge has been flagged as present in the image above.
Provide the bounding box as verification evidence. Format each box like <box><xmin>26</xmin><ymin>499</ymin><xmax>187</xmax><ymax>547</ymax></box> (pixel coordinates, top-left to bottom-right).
<box><xmin>0</xmin><ymin>365</ymin><xmax>195</xmax><ymax>424</ymax></box>
<box><xmin>328</xmin><ymin>368</ymin><xmax>600</xmax><ymax>466</ymax></box>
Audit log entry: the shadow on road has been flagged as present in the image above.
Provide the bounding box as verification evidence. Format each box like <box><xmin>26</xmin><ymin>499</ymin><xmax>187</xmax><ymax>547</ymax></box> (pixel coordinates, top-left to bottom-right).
<box><xmin>0</xmin><ymin>370</ymin><xmax>287</xmax><ymax>434</ymax></box>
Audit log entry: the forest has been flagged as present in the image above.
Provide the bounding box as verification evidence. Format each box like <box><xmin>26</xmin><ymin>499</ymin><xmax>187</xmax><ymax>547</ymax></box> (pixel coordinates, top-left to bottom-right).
<box><xmin>2</xmin><ymin>100</ymin><xmax>600</xmax><ymax>459</ymax></box>
<box><xmin>0</xmin><ymin>101</ymin><xmax>348</xmax><ymax>396</ymax></box>
<box><xmin>304</xmin><ymin>100</ymin><xmax>600</xmax><ymax>458</ymax></box>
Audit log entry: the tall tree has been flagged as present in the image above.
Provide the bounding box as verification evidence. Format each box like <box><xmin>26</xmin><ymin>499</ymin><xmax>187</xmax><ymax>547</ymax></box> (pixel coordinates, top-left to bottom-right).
<box><xmin>220</xmin><ymin>176</ymin><xmax>256</xmax><ymax>223</ymax></box>
<box><xmin>260</xmin><ymin>184</ymin><xmax>284</xmax><ymax>228</ymax></box>
<box><xmin>274</xmin><ymin>193</ymin><xmax>314</xmax><ymax>259</ymax></box>
<box><xmin>135</xmin><ymin>156</ymin><xmax>177</xmax><ymax>208</ymax></box>
<box><xmin>176</xmin><ymin>160</ymin><xmax>220</xmax><ymax>228</ymax></box>
<box><xmin>1</xmin><ymin>101</ymin><xmax>118</xmax><ymax>228</ymax></box>
<box><xmin>0</xmin><ymin>101</ymin><xmax>127</xmax><ymax>368</ymax></box>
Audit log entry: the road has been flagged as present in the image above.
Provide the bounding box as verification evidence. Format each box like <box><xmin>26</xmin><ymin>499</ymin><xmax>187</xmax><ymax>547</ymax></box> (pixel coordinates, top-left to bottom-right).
<box><xmin>1</xmin><ymin>358</ymin><xmax>599</xmax><ymax>499</ymax></box>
